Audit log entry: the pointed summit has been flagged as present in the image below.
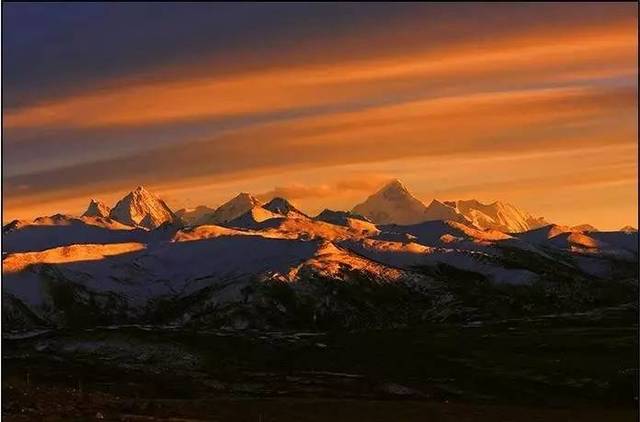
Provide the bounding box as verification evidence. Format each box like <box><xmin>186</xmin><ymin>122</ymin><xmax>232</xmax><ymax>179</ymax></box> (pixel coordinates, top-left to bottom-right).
<box><xmin>203</xmin><ymin>193</ymin><xmax>262</xmax><ymax>225</ymax></box>
<box><xmin>82</xmin><ymin>199</ymin><xmax>111</xmax><ymax>218</ymax></box>
<box><xmin>263</xmin><ymin>197</ymin><xmax>307</xmax><ymax>218</ymax></box>
<box><xmin>352</xmin><ymin>179</ymin><xmax>473</xmax><ymax>225</ymax></box>
<box><xmin>378</xmin><ymin>179</ymin><xmax>412</xmax><ymax>200</ymax></box>
<box><xmin>382</xmin><ymin>178</ymin><xmax>408</xmax><ymax>191</ymax></box>
<box><xmin>352</xmin><ymin>179</ymin><xmax>432</xmax><ymax>225</ymax></box>
<box><xmin>109</xmin><ymin>187</ymin><xmax>181</xmax><ymax>229</ymax></box>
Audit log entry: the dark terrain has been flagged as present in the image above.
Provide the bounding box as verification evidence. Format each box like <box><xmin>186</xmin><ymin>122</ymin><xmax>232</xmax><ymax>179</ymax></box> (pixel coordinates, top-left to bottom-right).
<box><xmin>3</xmin><ymin>305</ymin><xmax>637</xmax><ymax>421</ymax></box>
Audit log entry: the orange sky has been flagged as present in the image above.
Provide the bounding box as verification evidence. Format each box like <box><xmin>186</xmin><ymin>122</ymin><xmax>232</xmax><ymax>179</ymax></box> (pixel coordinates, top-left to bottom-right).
<box><xmin>3</xmin><ymin>4</ymin><xmax>638</xmax><ymax>229</ymax></box>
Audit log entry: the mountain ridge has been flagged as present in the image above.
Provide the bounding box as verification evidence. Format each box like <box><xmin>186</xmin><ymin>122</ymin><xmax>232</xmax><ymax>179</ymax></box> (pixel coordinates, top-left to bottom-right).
<box><xmin>351</xmin><ymin>180</ymin><xmax>547</xmax><ymax>232</ymax></box>
<box><xmin>3</xmin><ymin>181</ymin><xmax>637</xmax><ymax>332</ymax></box>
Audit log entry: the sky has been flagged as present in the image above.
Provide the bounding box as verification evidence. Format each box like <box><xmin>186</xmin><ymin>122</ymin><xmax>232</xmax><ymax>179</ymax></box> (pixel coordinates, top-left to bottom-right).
<box><xmin>2</xmin><ymin>3</ymin><xmax>638</xmax><ymax>229</ymax></box>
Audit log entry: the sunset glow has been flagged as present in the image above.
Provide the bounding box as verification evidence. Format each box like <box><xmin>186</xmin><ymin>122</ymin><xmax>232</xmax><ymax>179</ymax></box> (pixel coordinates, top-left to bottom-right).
<box><xmin>3</xmin><ymin>3</ymin><xmax>637</xmax><ymax>229</ymax></box>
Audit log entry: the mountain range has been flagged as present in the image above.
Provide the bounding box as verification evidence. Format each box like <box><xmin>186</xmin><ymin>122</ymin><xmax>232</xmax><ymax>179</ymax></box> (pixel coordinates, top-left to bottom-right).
<box><xmin>2</xmin><ymin>180</ymin><xmax>637</xmax><ymax>331</ymax></box>
<box><xmin>352</xmin><ymin>179</ymin><xmax>548</xmax><ymax>232</ymax></box>
<box><xmin>80</xmin><ymin>186</ymin><xmax>181</xmax><ymax>229</ymax></box>
<box><xmin>66</xmin><ymin>180</ymin><xmax>598</xmax><ymax>234</ymax></box>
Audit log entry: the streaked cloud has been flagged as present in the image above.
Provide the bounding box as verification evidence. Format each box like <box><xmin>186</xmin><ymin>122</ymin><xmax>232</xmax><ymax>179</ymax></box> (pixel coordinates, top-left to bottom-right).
<box><xmin>2</xmin><ymin>3</ymin><xmax>637</xmax><ymax>229</ymax></box>
<box><xmin>5</xmin><ymin>20</ymin><xmax>636</xmax><ymax>130</ymax></box>
<box><xmin>256</xmin><ymin>175</ymin><xmax>392</xmax><ymax>203</ymax></box>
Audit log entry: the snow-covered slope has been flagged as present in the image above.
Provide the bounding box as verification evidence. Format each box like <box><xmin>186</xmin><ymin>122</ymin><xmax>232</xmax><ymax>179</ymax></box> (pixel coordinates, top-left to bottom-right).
<box><xmin>226</xmin><ymin>206</ymin><xmax>283</xmax><ymax>229</ymax></box>
<box><xmin>171</xmin><ymin>225</ymin><xmax>248</xmax><ymax>242</ymax></box>
<box><xmin>315</xmin><ymin>209</ymin><xmax>378</xmax><ymax>235</ymax></box>
<box><xmin>453</xmin><ymin>199</ymin><xmax>548</xmax><ymax>233</ymax></box>
<box><xmin>316</xmin><ymin>209</ymin><xmax>370</xmax><ymax>225</ymax></box>
<box><xmin>513</xmin><ymin>224</ymin><xmax>577</xmax><ymax>244</ymax></box>
<box><xmin>423</xmin><ymin>200</ymin><xmax>469</xmax><ymax>224</ymax></box>
<box><xmin>352</xmin><ymin>179</ymin><xmax>437</xmax><ymax>225</ymax></box>
<box><xmin>3</xmin><ymin>242</ymin><xmax>146</xmax><ymax>274</ymax></box>
<box><xmin>344</xmin><ymin>238</ymin><xmax>537</xmax><ymax>285</ymax></box>
<box><xmin>109</xmin><ymin>186</ymin><xmax>181</xmax><ymax>229</ymax></box>
<box><xmin>3</xmin><ymin>183</ymin><xmax>637</xmax><ymax>332</ymax></box>
<box><xmin>2</xmin><ymin>235</ymin><xmax>316</xmax><ymax>310</ymax></box>
<box><xmin>514</xmin><ymin>224</ymin><xmax>638</xmax><ymax>259</ymax></box>
<box><xmin>258</xmin><ymin>217</ymin><xmax>366</xmax><ymax>241</ymax></box>
<box><xmin>284</xmin><ymin>241</ymin><xmax>405</xmax><ymax>283</ymax></box>
<box><xmin>200</xmin><ymin>193</ymin><xmax>262</xmax><ymax>225</ymax></box>
<box><xmin>263</xmin><ymin>197</ymin><xmax>308</xmax><ymax>218</ymax></box>
<box><xmin>2</xmin><ymin>234</ymin><xmax>411</xmax><ymax>326</ymax></box>
<box><xmin>175</xmin><ymin>205</ymin><xmax>216</xmax><ymax>225</ymax></box>
<box><xmin>352</xmin><ymin>181</ymin><xmax>547</xmax><ymax>232</ymax></box>
<box><xmin>82</xmin><ymin>199</ymin><xmax>111</xmax><ymax>218</ymax></box>
<box><xmin>351</xmin><ymin>180</ymin><xmax>546</xmax><ymax>231</ymax></box>
<box><xmin>2</xmin><ymin>214</ymin><xmax>150</xmax><ymax>253</ymax></box>
<box><xmin>378</xmin><ymin>220</ymin><xmax>512</xmax><ymax>248</ymax></box>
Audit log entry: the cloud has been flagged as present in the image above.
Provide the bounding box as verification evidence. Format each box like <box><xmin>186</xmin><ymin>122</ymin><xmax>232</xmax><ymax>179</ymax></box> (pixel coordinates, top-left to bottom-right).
<box><xmin>5</xmin><ymin>3</ymin><xmax>634</xmax><ymax>110</ymax></box>
<box><xmin>4</xmin><ymin>19</ymin><xmax>636</xmax><ymax>130</ymax></box>
<box><xmin>256</xmin><ymin>176</ymin><xmax>392</xmax><ymax>202</ymax></box>
<box><xmin>4</xmin><ymin>83</ymin><xmax>635</xmax><ymax>211</ymax></box>
<box><xmin>2</xmin><ymin>4</ymin><xmax>637</xmax><ymax>228</ymax></box>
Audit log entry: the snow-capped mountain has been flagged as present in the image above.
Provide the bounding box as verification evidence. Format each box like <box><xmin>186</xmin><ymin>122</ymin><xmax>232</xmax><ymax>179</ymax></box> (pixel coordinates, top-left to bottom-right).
<box><xmin>423</xmin><ymin>199</ymin><xmax>469</xmax><ymax>224</ymax></box>
<box><xmin>352</xmin><ymin>179</ymin><xmax>439</xmax><ymax>225</ymax></box>
<box><xmin>263</xmin><ymin>197</ymin><xmax>308</xmax><ymax>218</ymax></box>
<box><xmin>82</xmin><ymin>199</ymin><xmax>111</xmax><ymax>218</ymax></box>
<box><xmin>352</xmin><ymin>180</ymin><xmax>546</xmax><ymax>232</ymax></box>
<box><xmin>200</xmin><ymin>193</ymin><xmax>262</xmax><ymax>225</ymax></box>
<box><xmin>175</xmin><ymin>205</ymin><xmax>216</xmax><ymax>225</ymax></box>
<box><xmin>2</xmin><ymin>183</ymin><xmax>637</xmax><ymax>332</ymax></box>
<box><xmin>451</xmin><ymin>199</ymin><xmax>548</xmax><ymax>233</ymax></box>
<box><xmin>109</xmin><ymin>186</ymin><xmax>182</xmax><ymax>229</ymax></box>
